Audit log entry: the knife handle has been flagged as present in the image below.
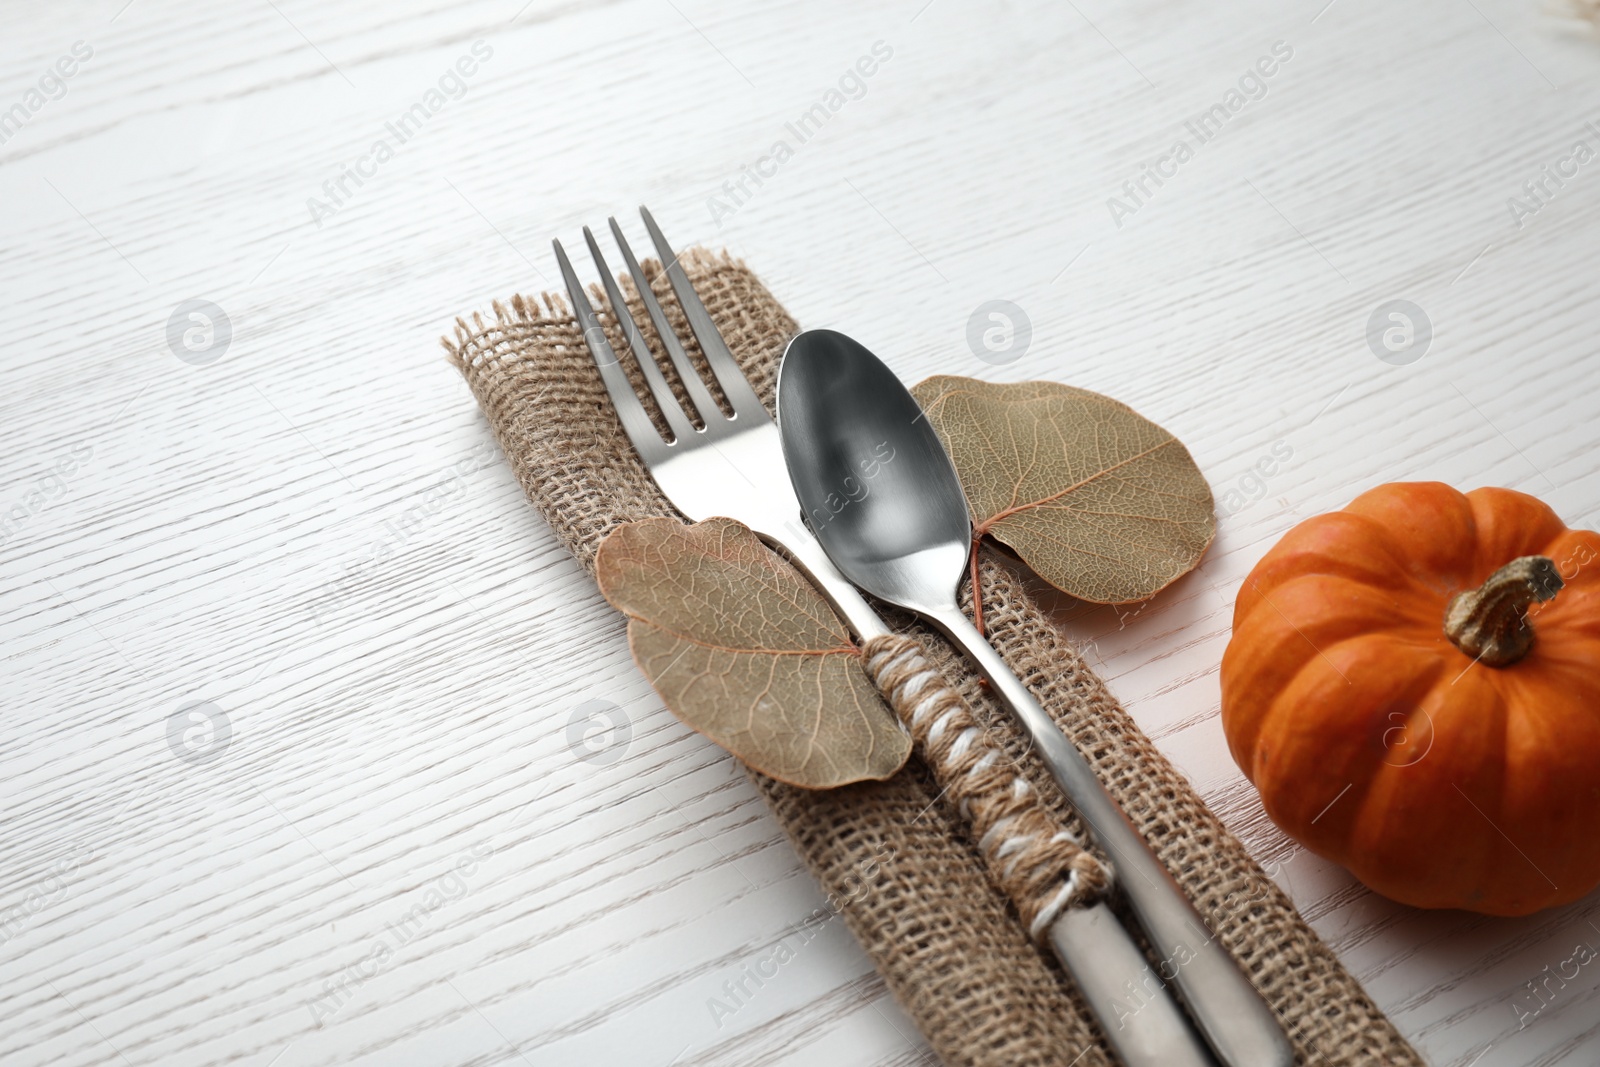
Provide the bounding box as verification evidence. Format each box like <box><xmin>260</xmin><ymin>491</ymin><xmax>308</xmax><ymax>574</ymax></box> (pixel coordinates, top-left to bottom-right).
<box><xmin>930</xmin><ymin>608</ymin><xmax>1294</xmax><ymax>1067</ymax></box>
<box><xmin>1050</xmin><ymin>904</ymin><xmax>1218</xmax><ymax>1067</ymax></box>
<box><xmin>862</xmin><ymin>633</ymin><xmax>1216</xmax><ymax>1066</ymax></box>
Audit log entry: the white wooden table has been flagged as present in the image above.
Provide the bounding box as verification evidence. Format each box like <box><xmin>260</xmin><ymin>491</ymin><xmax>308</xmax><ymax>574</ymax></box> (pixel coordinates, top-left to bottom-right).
<box><xmin>4</xmin><ymin>1</ymin><xmax>1600</xmax><ymax>1064</ymax></box>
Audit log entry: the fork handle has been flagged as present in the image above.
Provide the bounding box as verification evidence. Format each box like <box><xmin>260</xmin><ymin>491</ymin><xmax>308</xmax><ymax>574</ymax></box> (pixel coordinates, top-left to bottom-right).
<box><xmin>928</xmin><ymin>606</ymin><xmax>1294</xmax><ymax>1067</ymax></box>
<box><xmin>766</xmin><ymin>523</ymin><xmax>894</xmax><ymax>642</ymax></box>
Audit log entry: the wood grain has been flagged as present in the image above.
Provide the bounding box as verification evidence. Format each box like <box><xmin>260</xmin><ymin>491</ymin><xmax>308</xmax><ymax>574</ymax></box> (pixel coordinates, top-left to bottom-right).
<box><xmin>3</xmin><ymin>0</ymin><xmax>1599</xmax><ymax>1064</ymax></box>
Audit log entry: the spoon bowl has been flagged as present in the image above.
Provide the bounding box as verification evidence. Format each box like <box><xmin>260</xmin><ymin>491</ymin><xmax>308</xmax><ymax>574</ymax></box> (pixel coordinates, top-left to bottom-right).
<box><xmin>775</xmin><ymin>329</ymin><xmax>969</xmax><ymax>614</ymax></box>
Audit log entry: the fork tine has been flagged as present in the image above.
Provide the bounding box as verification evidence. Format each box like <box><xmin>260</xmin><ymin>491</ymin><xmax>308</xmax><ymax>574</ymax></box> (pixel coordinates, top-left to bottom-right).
<box><xmin>608</xmin><ymin>217</ymin><xmax>728</xmax><ymax>430</ymax></box>
<box><xmin>582</xmin><ymin>226</ymin><xmax>698</xmax><ymax>444</ymax></box>
<box><xmin>638</xmin><ymin>206</ymin><xmax>769</xmax><ymax>421</ymax></box>
<box><xmin>553</xmin><ymin>237</ymin><xmax>669</xmax><ymax>465</ymax></box>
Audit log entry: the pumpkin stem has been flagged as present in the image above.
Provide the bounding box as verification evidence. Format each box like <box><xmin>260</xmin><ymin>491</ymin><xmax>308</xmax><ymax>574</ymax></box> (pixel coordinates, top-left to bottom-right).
<box><xmin>1443</xmin><ymin>556</ymin><xmax>1563</xmax><ymax>667</ymax></box>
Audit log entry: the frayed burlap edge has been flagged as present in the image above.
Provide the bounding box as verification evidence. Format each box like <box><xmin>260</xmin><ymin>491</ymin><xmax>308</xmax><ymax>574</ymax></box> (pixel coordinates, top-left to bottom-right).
<box><xmin>443</xmin><ymin>249</ymin><xmax>1424</xmax><ymax>1067</ymax></box>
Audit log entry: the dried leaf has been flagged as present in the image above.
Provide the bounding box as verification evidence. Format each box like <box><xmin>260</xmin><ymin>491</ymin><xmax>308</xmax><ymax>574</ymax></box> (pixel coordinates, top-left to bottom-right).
<box><xmin>911</xmin><ymin>376</ymin><xmax>1215</xmax><ymax>607</ymax></box>
<box><xmin>595</xmin><ymin>517</ymin><xmax>911</xmax><ymax>788</ymax></box>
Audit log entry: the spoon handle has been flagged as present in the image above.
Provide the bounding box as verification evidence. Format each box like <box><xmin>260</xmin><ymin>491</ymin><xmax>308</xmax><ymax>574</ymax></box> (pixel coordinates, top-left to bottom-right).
<box><xmin>929</xmin><ymin>606</ymin><xmax>1294</xmax><ymax>1067</ymax></box>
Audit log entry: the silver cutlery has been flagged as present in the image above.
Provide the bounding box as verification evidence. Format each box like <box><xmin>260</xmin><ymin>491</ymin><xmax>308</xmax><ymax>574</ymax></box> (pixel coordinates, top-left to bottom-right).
<box><xmin>555</xmin><ymin>209</ymin><xmax>1210</xmax><ymax>1066</ymax></box>
<box><xmin>776</xmin><ymin>328</ymin><xmax>1293</xmax><ymax>1067</ymax></box>
<box><xmin>553</xmin><ymin>209</ymin><xmax>886</xmax><ymax>641</ymax></box>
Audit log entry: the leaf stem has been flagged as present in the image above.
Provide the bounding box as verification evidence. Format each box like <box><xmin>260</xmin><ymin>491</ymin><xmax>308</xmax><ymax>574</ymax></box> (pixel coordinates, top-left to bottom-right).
<box><xmin>970</xmin><ymin>535</ymin><xmax>986</xmax><ymax>637</ymax></box>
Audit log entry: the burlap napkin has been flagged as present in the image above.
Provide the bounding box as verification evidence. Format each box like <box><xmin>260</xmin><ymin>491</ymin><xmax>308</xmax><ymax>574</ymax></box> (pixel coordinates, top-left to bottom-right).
<box><xmin>445</xmin><ymin>250</ymin><xmax>1425</xmax><ymax>1067</ymax></box>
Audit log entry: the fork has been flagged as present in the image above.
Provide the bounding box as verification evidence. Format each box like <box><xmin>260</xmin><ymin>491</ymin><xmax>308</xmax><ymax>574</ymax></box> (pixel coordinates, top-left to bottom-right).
<box><xmin>553</xmin><ymin>207</ymin><xmax>893</xmax><ymax>644</ymax></box>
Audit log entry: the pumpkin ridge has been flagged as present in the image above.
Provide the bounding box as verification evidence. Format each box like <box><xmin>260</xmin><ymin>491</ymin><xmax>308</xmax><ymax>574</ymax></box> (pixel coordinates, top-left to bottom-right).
<box><xmin>1241</xmin><ymin>572</ymin><xmax>1442</xmax><ymax>649</ymax></box>
<box><xmin>1465</xmin><ymin>486</ymin><xmax>1570</xmax><ymax>577</ymax></box>
<box><xmin>1234</xmin><ymin>511</ymin><xmax>1414</xmax><ymax>611</ymax></box>
<box><xmin>1350</xmin><ymin>664</ymin><xmax>1504</xmax><ymax>907</ymax></box>
<box><xmin>1347</xmin><ymin>482</ymin><xmax>1482</xmax><ymax>577</ymax></box>
<box><xmin>1252</xmin><ymin>635</ymin><xmax>1445</xmax><ymax>829</ymax></box>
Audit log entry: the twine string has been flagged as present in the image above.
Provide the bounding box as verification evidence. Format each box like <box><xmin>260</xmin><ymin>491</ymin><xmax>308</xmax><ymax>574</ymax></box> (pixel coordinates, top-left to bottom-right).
<box><xmin>862</xmin><ymin>633</ymin><xmax>1112</xmax><ymax>940</ymax></box>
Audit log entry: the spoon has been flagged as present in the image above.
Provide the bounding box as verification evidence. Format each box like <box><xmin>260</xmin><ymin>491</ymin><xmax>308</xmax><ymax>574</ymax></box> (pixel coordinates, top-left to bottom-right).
<box><xmin>777</xmin><ymin>329</ymin><xmax>1292</xmax><ymax>1067</ymax></box>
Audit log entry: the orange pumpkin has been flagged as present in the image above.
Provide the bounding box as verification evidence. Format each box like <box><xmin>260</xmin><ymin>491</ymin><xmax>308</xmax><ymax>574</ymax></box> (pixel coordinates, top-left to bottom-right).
<box><xmin>1221</xmin><ymin>482</ymin><xmax>1600</xmax><ymax>915</ymax></box>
